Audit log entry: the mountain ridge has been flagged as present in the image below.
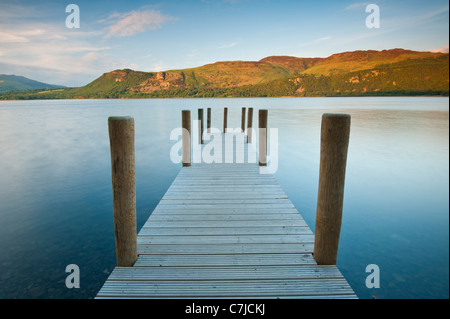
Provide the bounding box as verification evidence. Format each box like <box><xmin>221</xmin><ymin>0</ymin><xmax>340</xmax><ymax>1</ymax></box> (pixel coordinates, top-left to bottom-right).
<box><xmin>0</xmin><ymin>74</ymin><xmax>65</xmax><ymax>93</ymax></box>
<box><xmin>1</xmin><ymin>48</ymin><xmax>448</xmax><ymax>99</ymax></box>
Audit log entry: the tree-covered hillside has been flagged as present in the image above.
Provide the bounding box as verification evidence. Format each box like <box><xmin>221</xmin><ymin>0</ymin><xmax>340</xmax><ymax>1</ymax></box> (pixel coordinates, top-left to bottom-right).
<box><xmin>1</xmin><ymin>49</ymin><xmax>448</xmax><ymax>100</ymax></box>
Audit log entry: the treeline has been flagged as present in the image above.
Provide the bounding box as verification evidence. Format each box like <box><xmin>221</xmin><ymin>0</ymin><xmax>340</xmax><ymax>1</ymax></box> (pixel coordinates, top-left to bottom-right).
<box><xmin>1</xmin><ymin>55</ymin><xmax>448</xmax><ymax>100</ymax></box>
<box><xmin>293</xmin><ymin>55</ymin><xmax>449</xmax><ymax>96</ymax></box>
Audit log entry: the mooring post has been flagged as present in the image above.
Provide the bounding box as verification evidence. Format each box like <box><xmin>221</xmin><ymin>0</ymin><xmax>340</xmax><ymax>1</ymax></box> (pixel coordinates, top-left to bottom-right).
<box><xmin>182</xmin><ymin>110</ymin><xmax>191</xmax><ymax>167</ymax></box>
<box><xmin>247</xmin><ymin>107</ymin><xmax>253</xmax><ymax>143</ymax></box>
<box><xmin>223</xmin><ymin>107</ymin><xmax>228</xmax><ymax>133</ymax></box>
<box><xmin>241</xmin><ymin>107</ymin><xmax>246</xmax><ymax>134</ymax></box>
<box><xmin>314</xmin><ymin>113</ymin><xmax>351</xmax><ymax>265</ymax></box>
<box><xmin>198</xmin><ymin>108</ymin><xmax>204</xmax><ymax>144</ymax></box>
<box><xmin>258</xmin><ymin>109</ymin><xmax>268</xmax><ymax>166</ymax></box>
<box><xmin>207</xmin><ymin>108</ymin><xmax>211</xmax><ymax>134</ymax></box>
<box><xmin>108</xmin><ymin>116</ymin><xmax>137</xmax><ymax>267</ymax></box>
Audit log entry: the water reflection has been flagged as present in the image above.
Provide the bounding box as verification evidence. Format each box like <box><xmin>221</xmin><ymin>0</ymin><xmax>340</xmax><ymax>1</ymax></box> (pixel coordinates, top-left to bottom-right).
<box><xmin>0</xmin><ymin>97</ymin><xmax>448</xmax><ymax>299</ymax></box>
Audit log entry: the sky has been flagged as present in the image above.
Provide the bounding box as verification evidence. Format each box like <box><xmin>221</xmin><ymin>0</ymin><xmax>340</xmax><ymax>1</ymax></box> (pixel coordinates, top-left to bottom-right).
<box><xmin>0</xmin><ymin>0</ymin><xmax>448</xmax><ymax>86</ymax></box>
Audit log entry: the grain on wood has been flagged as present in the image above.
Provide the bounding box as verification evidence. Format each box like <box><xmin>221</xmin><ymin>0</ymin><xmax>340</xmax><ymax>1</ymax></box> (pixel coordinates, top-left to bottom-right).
<box><xmin>97</xmin><ymin>132</ymin><xmax>356</xmax><ymax>299</ymax></box>
<box><xmin>108</xmin><ymin>117</ymin><xmax>137</xmax><ymax>267</ymax></box>
<box><xmin>314</xmin><ymin>114</ymin><xmax>351</xmax><ymax>265</ymax></box>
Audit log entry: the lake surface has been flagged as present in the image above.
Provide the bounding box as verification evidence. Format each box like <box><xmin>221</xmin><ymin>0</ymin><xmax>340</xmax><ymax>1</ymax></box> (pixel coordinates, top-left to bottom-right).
<box><xmin>0</xmin><ymin>97</ymin><xmax>448</xmax><ymax>299</ymax></box>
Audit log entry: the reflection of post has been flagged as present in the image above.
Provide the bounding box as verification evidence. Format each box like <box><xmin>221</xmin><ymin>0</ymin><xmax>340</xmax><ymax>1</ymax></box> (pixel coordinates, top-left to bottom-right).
<box><xmin>182</xmin><ymin>110</ymin><xmax>191</xmax><ymax>167</ymax></box>
<box><xmin>241</xmin><ymin>107</ymin><xmax>246</xmax><ymax>134</ymax></box>
<box><xmin>223</xmin><ymin>107</ymin><xmax>228</xmax><ymax>133</ymax></box>
<box><xmin>207</xmin><ymin>108</ymin><xmax>211</xmax><ymax>133</ymax></box>
<box><xmin>108</xmin><ymin>116</ymin><xmax>137</xmax><ymax>267</ymax></box>
<box><xmin>314</xmin><ymin>113</ymin><xmax>351</xmax><ymax>265</ymax></box>
<box><xmin>198</xmin><ymin>108</ymin><xmax>204</xmax><ymax>144</ymax></box>
<box><xmin>247</xmin><ymin>107</ymin><xmax>253</xmax><ymax>143</ymax></box>
<box><xmin>258</xmin><ymin>109</ymin><xmax>268</xmax><ymax>166</ymax></box>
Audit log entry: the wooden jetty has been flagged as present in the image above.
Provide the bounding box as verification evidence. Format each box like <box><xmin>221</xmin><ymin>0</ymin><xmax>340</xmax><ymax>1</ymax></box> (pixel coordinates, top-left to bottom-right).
<box><xmin>96</xmin><ymin>109</ymin><xmax>356</xmax><ymax>299</ymax></box>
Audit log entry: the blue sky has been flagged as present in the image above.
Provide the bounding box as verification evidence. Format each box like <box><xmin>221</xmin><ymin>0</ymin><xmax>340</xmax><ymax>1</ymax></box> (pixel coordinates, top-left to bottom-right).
<box><xmin>0</xmin><ymin>0</ymin><xmax>448</xmax><ymax>86</ymax></box>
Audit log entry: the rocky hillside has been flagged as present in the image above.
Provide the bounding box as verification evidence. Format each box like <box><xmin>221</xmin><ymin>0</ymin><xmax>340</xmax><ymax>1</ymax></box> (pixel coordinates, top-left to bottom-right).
<box><xmin>1</xmin><ymin>49</ymin><xmax>448</xmax><ymax>99</ymax></box>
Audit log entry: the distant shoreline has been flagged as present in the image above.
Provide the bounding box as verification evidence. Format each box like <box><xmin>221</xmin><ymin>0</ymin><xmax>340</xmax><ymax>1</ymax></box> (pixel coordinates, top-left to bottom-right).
<box><xmin>1</xmin><ymin>49</ymin><xmax>448</xmax><ymax>100</ymax></box>
<box><xmin>1</xmin><ymin>92</ymin><xmax>449</xmax><ymax>102</ymax></box>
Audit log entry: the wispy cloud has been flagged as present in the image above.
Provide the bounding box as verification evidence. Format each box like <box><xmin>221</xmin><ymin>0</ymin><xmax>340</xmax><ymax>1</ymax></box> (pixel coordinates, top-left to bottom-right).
<box><xmin>0</xmin><ymin>21</ymin><xmax>115</xmax><ymax>85</ymax></box>
<box><xmin>335</xmin><ymin>5</ymin><xmax>449</xmax><ymax>46</ymax></box>
<box><xmin>298</xmin><ymin>35</ymin><xmax>332</xmax><ymax>47</ymax></box>
<box><xmin>315</xmin><ymin>36</ymin><xmax>332</xmax><ymax>42</ymax></box>
<box><xmin>429</xmin><ymin>45</ymin><xmax>449</xmax><ymax>53</ymax></box>
<box><xmin>101</xmin><ymin>9</ymin><xmax>175</xmax><ymax>38</ymax></box>
<box><xmin>218</xmin><ymin>42</ymin><xmax>238</xmax><ymax>49</ymax></box>
<box><xmin>0</xmin><ymin>5</ymin><xmax>175</xmax><ymax>85</ymax></box>
<box><xmin>342</xmin><ymin>2</ymin><xmax>371</xmax><ymax>11</ymax></box>
<box><xmin>200</xmin><ymin>0</ymin><xmax>247</xmax><ymax>4</ymax></box>
<box><xmin>187</xmin><ymin>49</ymin><xmax>200</xmax><ymax>58</ymax></box>
<box><xmin>0</xmin><ymin>31</ymin><xmax>29</xmax><ymax>43</ymax></box>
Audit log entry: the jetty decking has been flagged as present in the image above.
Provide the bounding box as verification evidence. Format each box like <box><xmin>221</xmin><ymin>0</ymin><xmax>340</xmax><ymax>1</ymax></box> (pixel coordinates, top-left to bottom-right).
<box><xmin>96</xmin><ymin>122</ymin><xmax>356</xmax><ymax>298</ymax></box>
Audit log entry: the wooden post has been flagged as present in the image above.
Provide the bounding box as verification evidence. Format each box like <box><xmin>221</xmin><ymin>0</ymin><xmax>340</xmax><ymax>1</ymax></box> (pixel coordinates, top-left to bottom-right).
<box><xmin>314</xmin><ymin>113</ymin><xmax>351</xmax><ymax>265</ymax></box>
<box><xmin>207</xmin><ymin>108</ymin><xmax>211</xmax><ymax>134</ymax></box>
<box><xmin>108</xmin><ymin>116</ymin><xmax>137</xmax><ymax>267</ymax></box>
<box><xmin>241</xmin><ymin>107</ymin><xmax>246</xmax><ymax>134</ymax></box>
<box><xmin>247</xmin><ymin>107</ymin><xmax>253</xmax><ymax>143</ymax></box>
<box><xmin>258</xmin><ymin>110</ymin><xmax>268</xmax><ymax>166</ymax></box>
<box><xmin>223</xmin><ymin>107</ymin><xmax>228</xmax><ymax>133</ymax></box>
<box><xmin>182</xmin><ymin>110</ymin><xmax>191</xmax><ymax>167</ymax></box>
<box><xmin>198</xmin><ymin>108</ymin><xmax>204</xmax><ymax>144</ymax></box>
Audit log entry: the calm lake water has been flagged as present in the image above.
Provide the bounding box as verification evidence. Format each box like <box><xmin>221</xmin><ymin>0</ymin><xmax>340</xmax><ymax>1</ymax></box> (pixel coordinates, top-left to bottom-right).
<box><xmin>0</xmin><ymin>97</ymin><xmax>448</xmax><ymax>299</ymax></box>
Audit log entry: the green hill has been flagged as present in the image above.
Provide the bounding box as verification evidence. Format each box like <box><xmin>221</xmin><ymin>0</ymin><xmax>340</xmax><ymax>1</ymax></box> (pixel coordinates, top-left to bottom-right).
<box><xmin>1</xmin><ymin>49</ymin><xmax>448</xmax><ymax>99</ymax></box>
<box><xmin>0</xmin><ymin>74</ymin><xmax>64</xmax><ymax>93</ymax></box>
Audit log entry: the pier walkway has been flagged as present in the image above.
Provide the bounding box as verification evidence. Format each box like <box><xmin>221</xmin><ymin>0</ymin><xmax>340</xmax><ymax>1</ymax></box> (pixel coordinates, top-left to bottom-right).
<box><xmin>96</xmin><ymin>127</ymin><xmax>356</xmax><ymax>298</ymax></box>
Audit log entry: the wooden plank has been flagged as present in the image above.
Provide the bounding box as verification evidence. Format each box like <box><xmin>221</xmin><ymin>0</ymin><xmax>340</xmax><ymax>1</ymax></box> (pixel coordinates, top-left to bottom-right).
<box><xmin>104</xmin><ymin>265</ymin><xmax>346</xmax><ymax>281</ymax></box>
<box><xmin>133</xmin><ymin>253</ymin><xmax>317</xmax><ymax>267</ymax></box>
<box><xmin>139</xmin><ymin>226</ymin><xmax>312</xmax><ymax>236</ymax></box>
<box><xmin>97</xmin><ymin>141</ymin><xmax>356</xmax><ymax>299</ymax></box>
<box><xmin>141</xmin><ymin>220</ymin><xmax>308</xmax><ymax>228</ymax></box>
<box><xmin>137</xmin><ymin>243</ymin><xmax>314</xmax><ymax>254</ymax></box>
<box><xmin>162</xmin><ymin>194</ymin><xmax>289</xmax><ymax>200</ymax></box>
<box><xmin>165</xmin><ymin>188</ymin><xmax>287</xmax><ymax>192</ymax></box>
<box><xmin>149</xmin><ymin>208</ymin><xmax>301</xmax><ymax>215</ymax></box>
<box><xmin>156</xmin><ymin>202</ymin><xmax>295</xmax><ymax>207</ymax></box>
<box><xmin>97</xmin><ymin>279</ymin><xmax>356</xmax><ymax>298</ymax></box>
<box><xmin>146</xmin><ymin>213</ymin><xmax>303</xmax><ymax>221</ymax></box>
<box><xmin>137</xmin><ymin>234</ymin><xmax>315</xmax><ymax>245</ymax></box>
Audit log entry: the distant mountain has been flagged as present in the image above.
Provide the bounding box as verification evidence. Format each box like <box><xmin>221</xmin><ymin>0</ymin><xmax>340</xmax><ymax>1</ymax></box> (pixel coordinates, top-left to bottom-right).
<box><xmin>1</xmin><ymin>49</ymin><xmax>448</xmax><ymax>99</ymax></box>
<box><xmin>0</xmin><ymin>74</ymin><xmax>64</xmax><ymax>93</ymax></box>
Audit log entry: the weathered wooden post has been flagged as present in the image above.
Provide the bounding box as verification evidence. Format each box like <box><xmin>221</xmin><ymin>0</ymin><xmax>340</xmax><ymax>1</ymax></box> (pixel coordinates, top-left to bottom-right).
<box><xmin>314</xmin><ymin>113</ymin><xmax>351</xmax><ymax>265</ymax></box>
<box><xmin>182</xmin><ymin>110</ymin><xmax>191</xmax><ymax>167</ymax></box>
<box><xmin>223</xmin><ymin>107</ymin><xmax>228</xmax><ymax>133</ymax></box>
<box><xmin>258</xmin><ymin>109</ymin><xmax>268</xmax><ymax>166</ymax></box>
<box><xmin>241</xmin><ymin>107</ymin><xmax>246</xmax><ymax>134</ymax></box>
<box><xmin>207</xmin><ymin>108</ymin><xmax>211</xmax><ymax>134</ymax></box>
<box><xmin>108</xmin><ymin>116</ymin><xmax>137</xmax><ymax>267</ymax></box>
<box><xmin>247</xmin><ymin>107</ymin><xmax>253</xmax><ymax>143</ymax></box>
<box><xmin>198</xmin><ymin>108</ymin><xmax>204</xmax><ymax>144</ymax></box>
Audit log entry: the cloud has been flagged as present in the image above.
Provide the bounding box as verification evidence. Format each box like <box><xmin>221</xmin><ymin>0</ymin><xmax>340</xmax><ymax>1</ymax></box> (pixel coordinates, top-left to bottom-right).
<box><xmin>201</xmin><ymin>0</ymin><xmax>247</xmax><ymax>3</ymax></box>
<box><xmin>218</xmin><ymin>42</ymin><xmax>238</xmax><ymax>49</ymax></box>
<box><xmin>0</xmin><ymin>22</ymin><xmax>117</xmax><ymax>86</ymax></box>
<box><xmin>102</xmin><ymin>9</ymin><xmax>174</xmax><ymax>38</ymax></box>
<box><xmin>187</xmin><ymin>49</ymin><xmax>200</xmax><ymax>58</ymax></box>
<box><xmin>315</xmin><ymin>36</ymin><xmax>332</xmax><ymax>42</ymax></box>
<box><xmin>0</xmin><ymin>31</ymin><xmax>29</xmax><ymax>43</ymax></box>
<box><xmin>298</xmin><ymin>35</ymin><xmax>332</xmax><ymax>47</ymax></box>
<box><xmin>428</xmin><ymin>45</ymin><xmax>449</xmax><ymax>53</ymax></box>
<box><xmin>342</xmin><ymin>2</ymin><xmax>371</xmax><ymax>11</ymax></box>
